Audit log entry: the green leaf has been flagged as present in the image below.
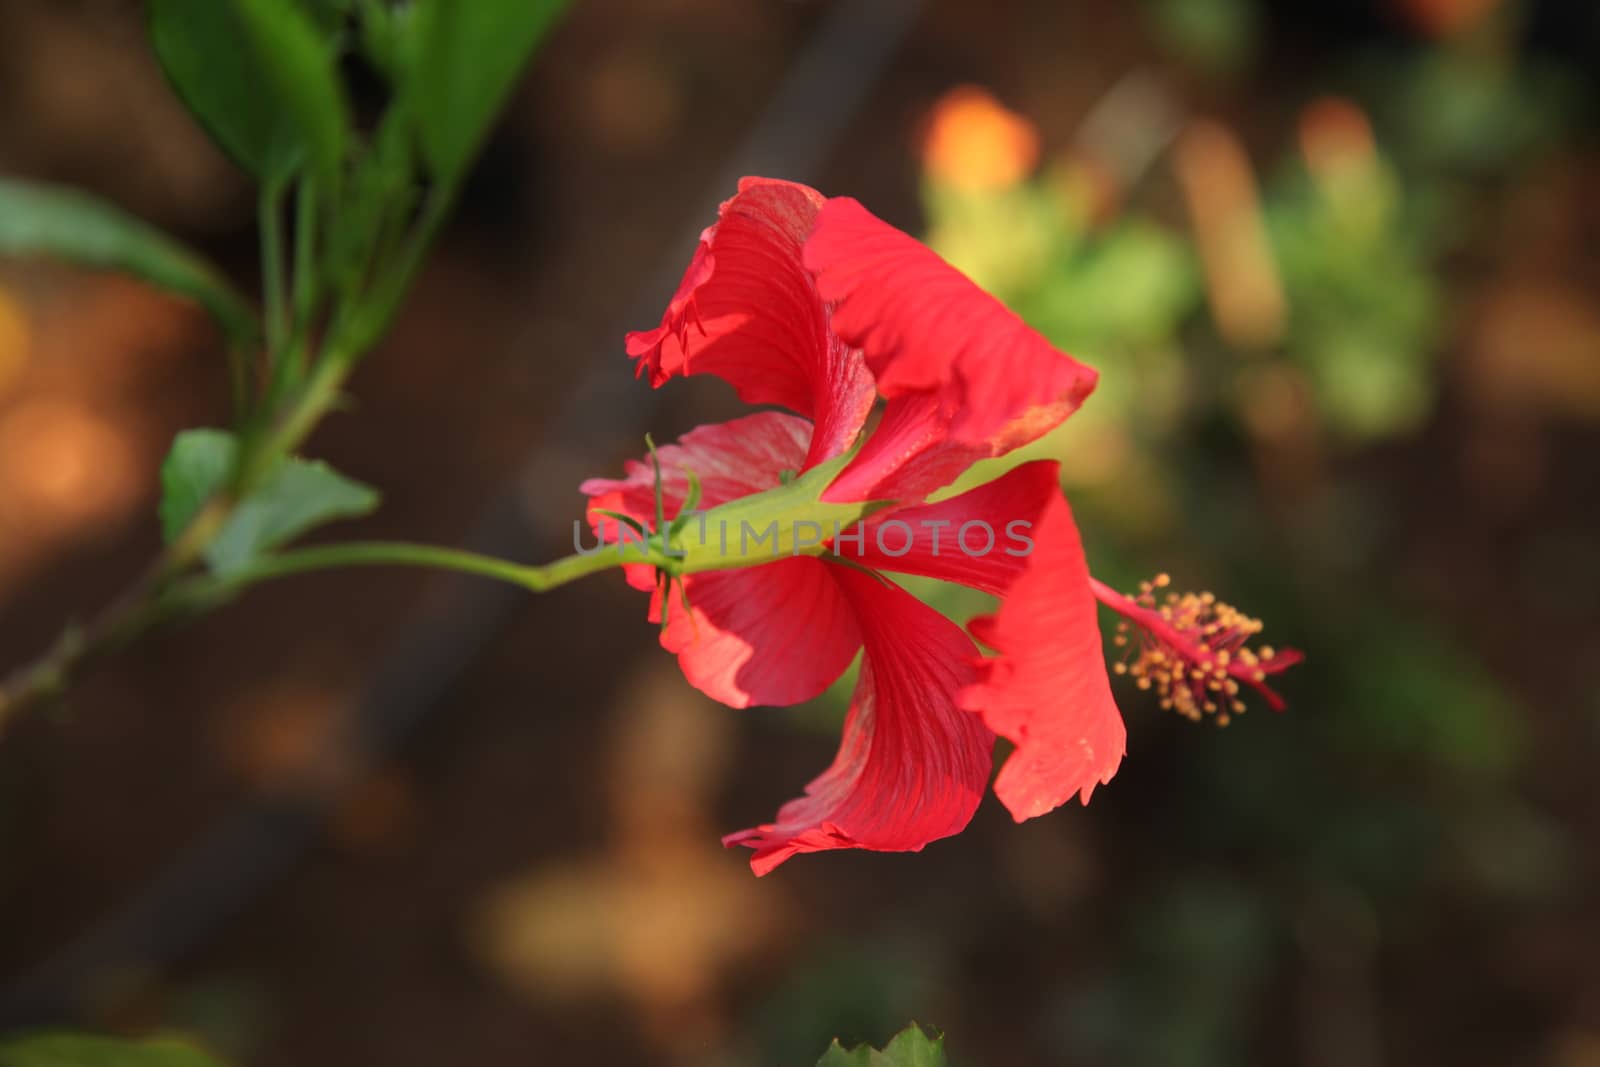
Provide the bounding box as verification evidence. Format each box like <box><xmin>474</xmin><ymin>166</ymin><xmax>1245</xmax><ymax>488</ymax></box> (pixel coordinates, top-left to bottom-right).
<box><xmin>681</xmin><ymin>469</ymin><xmax>703</xmax><ymax>515</ymax></box>
<box><xmin>302</xmin><ymin>0</ymin><xmax>355</xmax><ymax>32</ymax></box>
<box><xmin>0</xmin><ymin>178</ymin><xmax>257</xmax><ymax>346</ymax></box>
<box><xmin>236</xmin><ymin>0</ymin><xmax>351</xmax><ymax>191</ymax></box>
<box><xmin>323</xmin><ymin>105</ymin><xmax>416</xmax><ymax>297</ymax></box>
<box><xmin>149</xmin><ymin>0</ymin><xmax>350</xmax><ymax>187</ymax></box>
<box><xmin>816</xmin><ymin>1025</ymin><xmax>948</xmax><ymax>1067</ymax></box>
<box><xmin>0</xmin><ymin>1031</ymin><xmax>229</xmax><ymax>1067</ymax></box>
<box><xmin>816</xmin><ymin>1040</ymin><xmax>875</xmax><ymax>1065</ymax></box>
<box><xmin>593</xmin><ymin>509</ymin><xmax>649</xmax><ymax>538</ymax></box>
<box><xmin>159</xmin><ymin>429</ymin><xmax>237</xmax><ymax>544</ymax></box>
<box><xmin>400</xmin><ymin>0</ymin><xmax>569</xmax><ymax>184</ymax></box>
<box><xmin>358</xmin><ymin>0</ymin><xmax>415</xmax><ymax>81</ymax></box>
<box><xmin>160</xmin><ymin>429</ymin><xmax>380</xmax><ymax>577</ymax></box>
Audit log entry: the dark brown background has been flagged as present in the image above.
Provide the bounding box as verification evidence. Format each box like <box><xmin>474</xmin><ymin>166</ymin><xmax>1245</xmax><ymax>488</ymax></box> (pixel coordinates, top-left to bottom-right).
<box><xmin>1</xmin><ymin>0</ymin><xmax>1598</xmax><ymax>1064</ymax></box>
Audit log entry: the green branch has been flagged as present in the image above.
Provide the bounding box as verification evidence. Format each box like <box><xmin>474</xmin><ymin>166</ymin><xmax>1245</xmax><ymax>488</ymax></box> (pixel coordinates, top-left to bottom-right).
<box><xmin>0</xmin><ymin>538</ymin><xmax>659</xmax><ymax>736</ymax></box>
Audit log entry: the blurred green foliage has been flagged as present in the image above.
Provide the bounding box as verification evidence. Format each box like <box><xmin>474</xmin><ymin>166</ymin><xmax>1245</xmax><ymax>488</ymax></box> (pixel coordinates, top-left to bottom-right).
<box><xmin>1264</xmin><ymin>158</ymin><xmax>1442</xmax><ymax>439</ymax></box>
<box><xmin>0</xmin><ymin>1033</ymin><xmax>227</xmax><ymax>1067</ymax></box>
<box><xmin>1145</xmin><ymin>0</ymin><xmax>1261</xmax><ymax>77</ymax></box>
<box><xmin>756</xmin><ymin>941</ymin><xmax>939</xmax><ymax>1065</ymax></box>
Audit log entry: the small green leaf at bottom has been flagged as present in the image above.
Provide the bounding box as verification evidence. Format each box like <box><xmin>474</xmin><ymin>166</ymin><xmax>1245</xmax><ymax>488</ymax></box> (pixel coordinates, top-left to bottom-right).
<box><xmin>159</xmin><ymin>428</ymin><xmax>379</xmax><ymax>577</ymax></box>
<box><xmin>816</xmin><ymin>1024</ymin><xmax>947</xmax><ymax>1067</ymax></box>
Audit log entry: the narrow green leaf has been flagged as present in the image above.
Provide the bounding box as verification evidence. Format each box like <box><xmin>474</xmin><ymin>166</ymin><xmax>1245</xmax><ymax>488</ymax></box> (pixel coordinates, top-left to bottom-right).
<box><xmin>0</xmin><ymin>1031</ymin><xmax>229</xmax><ymax>1067</ymax></box>
<box><xmin>236</xmin><ymin>0</ymin><xmax>350</xmax><ymax>191</ymax></box>
<box><xmin>816</xmin><ymin>1025</ymin><xmax>948</xmax><ymax>1067</ymax></box>
<box><xmin>667</xmin><ymin>469</ymin><xmax>703</xmax><ymax>539</ymax></box>
<box><xmin>149</xmin><ymin>0</ymin><xmax>350</xmax><ymax>187</ymax></box>
<box><xmin>159</xmin><ymin>429</ymin><xmax>380</xmax><ymax>577</ymax></box>
<box><xmin>149</xmin><ymin>0</ymin><xmax>284</xmax><ymax>178</ymax></box>
<box><xmin>0</xmin><ymin>179</ymin><xmax>257</xmax><ymax>346</ymax></box>
<box><xmin>400</xmin><ymin>0</ymin><xmax>570</xmax><ymax>184</ymax></box>
<box><xmin>593</xmin><ymin>510</ymin><xmax>649</xmax><ymax>538</ymax></box>
<box><xmin>681</xmin><ymin>469</ymin><xmax>703</xmax><ymax>515</ymax></box>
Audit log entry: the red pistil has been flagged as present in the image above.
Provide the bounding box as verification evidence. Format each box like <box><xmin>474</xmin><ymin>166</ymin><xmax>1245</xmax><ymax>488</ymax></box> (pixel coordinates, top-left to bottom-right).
<box><xmin>1090</xmin><ymin>574</ymin><xmax>1302</xmax><ymax>725</ymax></box>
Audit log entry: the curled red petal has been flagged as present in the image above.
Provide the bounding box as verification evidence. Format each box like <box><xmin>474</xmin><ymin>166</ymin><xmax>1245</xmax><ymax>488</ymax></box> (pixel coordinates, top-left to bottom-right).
<box><xmin>624</xmin><ymin>229</ymin><xmax>715</xmax><ymax>381</ymax></box>
<box><xmin>625</xmin><ymin>178</ymin><xmax>875</xmax><ymax>469</ymax></box>
<box><xmin>804</xmin><ymin>196</ymin><xmax>1098</xmax><ymax>456</ymax></box>
<box><xmin>724</xmin><ymin>565</ymin><xmax>995</xmax><ymax>875</ymax></box>
<box><xmin>960</xmin><ymin>481</ymin><xmax>1126</xmax><ymax>821</ymax></box>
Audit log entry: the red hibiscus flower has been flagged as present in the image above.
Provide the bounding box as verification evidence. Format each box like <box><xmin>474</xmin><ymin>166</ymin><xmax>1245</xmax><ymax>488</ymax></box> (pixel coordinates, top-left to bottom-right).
<box><xmin>581</xmin><ymin>177</ymin><xmax>1299</xmax><ymax>875</ymax></box>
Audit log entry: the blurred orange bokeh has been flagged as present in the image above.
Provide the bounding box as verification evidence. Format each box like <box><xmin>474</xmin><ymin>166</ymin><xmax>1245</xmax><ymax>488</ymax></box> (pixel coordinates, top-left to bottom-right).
<box><xmin>1397</xmin><ymin>0</ymin><xmax>1507</xmax><ymax>38</ymax></box>
<box><xmin>920</xmin><ymin>86</ymin><xmax>1040</xmax><ymax>190</ymax></box>
<box><xmin>1298</xmin><ymin>96</ymin><xmax>1379</xmax><ymax>183</ymax></box>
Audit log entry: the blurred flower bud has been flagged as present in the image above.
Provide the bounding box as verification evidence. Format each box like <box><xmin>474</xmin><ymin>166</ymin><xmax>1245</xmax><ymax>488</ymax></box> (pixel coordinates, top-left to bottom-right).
<box><xmin>921</xmin><ymin>86</ymin><xmax>1041</xmax><ymax>190</ymax></box>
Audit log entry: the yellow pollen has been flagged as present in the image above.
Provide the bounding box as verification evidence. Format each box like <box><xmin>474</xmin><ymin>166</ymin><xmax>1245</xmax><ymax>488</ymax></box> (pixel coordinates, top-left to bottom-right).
<box><xmin>1111</xmin><ymin>575</ymin><xmax>1287</xmax><ymax>727</ymax></box>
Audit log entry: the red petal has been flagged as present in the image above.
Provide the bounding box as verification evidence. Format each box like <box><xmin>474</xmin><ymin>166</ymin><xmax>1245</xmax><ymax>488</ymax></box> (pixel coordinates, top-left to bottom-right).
<box><xmin>626</xmin><ymin>178</ymin><xmax>875</xmax><ymax>469</ymax></box>
<box><xmin>724</xmin><ymin>566</ymin><xmax>996</xmax><ymax>875</ymax></box>
<box><xmin>651</xmin><ymin>560</ymin><xmax>862</xmax><ymax>709</ymax></box>
<box><xmin>579</xmin><ymin>411</ymin><xmax>814</xmax><ymax>532</ymax></box>
<box><xmin>960</xmin><ymin>485</ymin><xmax>1126</xmax><ymax>821</ymax></box>
<box><xmin>840</xmin><ymin>460</ymin><xmax>1060</xmax><ymax>594</ymax></box>
<box><xmin>824</xmin><ymin>390</ymin><xmax>1088</xmax><ymax>503</ymax></box>
<box><xmin>804</xmin><ymin>198</ymin><xmax>1099</xmax><ymax>500</ymax></box>
<box><xmin>580</xmin><ymin>412</ymin><xmax>858</xmax><ymax>707</ymax></box>
<box><xmin>579</xmin><ymin>411</ymin><xmax>811</xmax><ymax>593</ymax></box>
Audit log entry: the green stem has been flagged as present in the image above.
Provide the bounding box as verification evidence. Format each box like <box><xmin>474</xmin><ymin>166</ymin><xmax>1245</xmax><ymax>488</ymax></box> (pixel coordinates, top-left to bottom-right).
<box><xmin>288</xmin><ymin>177</ymin><xmax>320</xmax><ymax>381</ymax></box>
<box><xmin>0</xmin><ymin>539</ymin><xmax>654</xmax><ymax>737</ymax></box>
<box><xmin>249</xmin><ymin>349</ymin><xmax>346</xmax><ymax>484</ymax></box>
<box><xmin>259</xmin><ymin>182</ymin><xmax>287</xmax><ymax>363</ymax></box>
<box><xmin>1</xmin><ymin>172</ymin><xmax>469</xmax><ymax>736</ymax></box>
<box><xmin>344</xmin><ymin>186</ymin><xmax>453</xmax><ymax>354</ymax></box>
<box><xmin>211</xmin><ymin>539</ymin><xmax>656</xmax><ymax>594</ymax></box>
<box><xmin>226</xmin><ymin>339</ymin><xmax>250</xmax><ymax>423</ymax></box>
